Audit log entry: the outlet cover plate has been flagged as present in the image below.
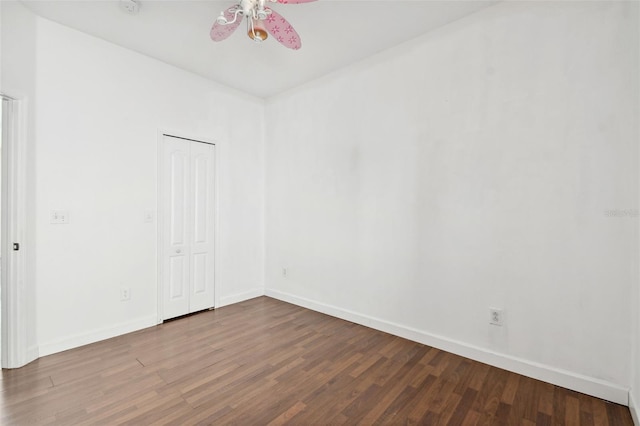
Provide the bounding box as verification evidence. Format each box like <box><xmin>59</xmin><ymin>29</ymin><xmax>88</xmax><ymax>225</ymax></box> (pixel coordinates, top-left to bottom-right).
<box><xmin>121</xmin><ymin>287</ymin><xmax>131</xmax><ymax>301</ymax></box>
<box><xmin>489</xmin><ymin>307</ymin><xmax>504</xmax><ymax>326</ymax></box>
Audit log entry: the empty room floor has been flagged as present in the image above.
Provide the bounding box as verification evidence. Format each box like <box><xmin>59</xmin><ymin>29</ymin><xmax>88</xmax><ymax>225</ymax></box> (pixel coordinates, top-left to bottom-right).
<box><xmin>0</xmin><ymin>297</ymin><xmax>633</xmax><ymax>425</ymax></box>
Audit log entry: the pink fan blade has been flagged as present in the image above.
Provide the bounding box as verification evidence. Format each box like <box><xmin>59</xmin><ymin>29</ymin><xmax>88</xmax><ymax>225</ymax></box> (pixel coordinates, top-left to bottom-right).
<box><xmin>263</xmin><ymin>8</ymin><xmax>302</xmax><ymax>50</ymax></box>
<box><xmin>276</xmin><ymin>0</ymin><xmax>317</xmax><ymax>3</ymax></box>
<box><xmin>210</xmin><ymin>7</ymin><xmax>242</xmax><ymax>42</ymax></box>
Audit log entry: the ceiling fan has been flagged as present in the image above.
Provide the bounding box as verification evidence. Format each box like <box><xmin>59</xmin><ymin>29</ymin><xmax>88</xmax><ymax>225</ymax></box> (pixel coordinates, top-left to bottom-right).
<box><xmin>210</xmin><ymin>0</ymin><xmax>317</xmax><ymax>50</ymax></box>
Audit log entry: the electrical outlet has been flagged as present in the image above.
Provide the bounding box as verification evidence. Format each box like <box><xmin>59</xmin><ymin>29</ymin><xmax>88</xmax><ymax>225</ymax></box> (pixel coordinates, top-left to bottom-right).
<box><xmin>282</xmin><ymin>267</ymin><xmax>288</xmax><ymax>278</ymax></box>
<box><xmin>489</xmin><ymin>307</ymin><xmax>504</xmax><ymax>326</ymax></box>
<box><xmin>121</xmin><ymin>287</ymin><xmax>131</xmax><ymax>301</ymax></box>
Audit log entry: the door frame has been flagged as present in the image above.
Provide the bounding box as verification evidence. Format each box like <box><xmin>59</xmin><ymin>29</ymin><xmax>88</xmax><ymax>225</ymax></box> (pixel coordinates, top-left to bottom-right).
<box><xmin>1</xmin><ymin>94</ymin><xmax>31</xmax><ymax>368</ymax></box>
<box><xmin>156</xmin><ymin>130</ymin><xmax>219</xmax><ymax>324</ymax></box>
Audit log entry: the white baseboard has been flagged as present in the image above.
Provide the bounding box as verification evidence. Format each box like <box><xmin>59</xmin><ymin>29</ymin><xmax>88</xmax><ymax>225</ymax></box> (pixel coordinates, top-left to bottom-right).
<box><xmin>265</xmin><ymin>289</ymin><xmax>629</xmax><ymax>406</ymax></box>
<box><xmin>38</xmin><ymin>315</ymin><xmax>157</xmax><ymax>357</ymax></box>
<box><xmin>218</xmin><ymin>287</ymin><xmax>265</xmax><ymax>308</ymax></box>
<box><xmin>630</xmin><ymin>390</ymin><xmax>639</xmax><ymax>426</ymax></box>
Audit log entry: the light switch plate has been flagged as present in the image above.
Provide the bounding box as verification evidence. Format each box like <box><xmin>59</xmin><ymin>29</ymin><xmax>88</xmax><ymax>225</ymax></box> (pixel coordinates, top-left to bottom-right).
<box><xmin>50</xmin><ymin>210</ymin><xmax>69</xmax><ymax>224</ymax></box>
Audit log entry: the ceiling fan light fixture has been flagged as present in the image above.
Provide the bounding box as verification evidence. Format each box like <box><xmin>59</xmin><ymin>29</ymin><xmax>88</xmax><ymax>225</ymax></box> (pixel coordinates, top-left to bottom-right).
<box><xmin>247</xmin><ymin>18</ymin><xmax>268</xmax><ymax>42</ymax></box>
<box><xmin>216</xmin><ymin>12</ymin><xmax>228</xmax><ymax>25</ymax></box>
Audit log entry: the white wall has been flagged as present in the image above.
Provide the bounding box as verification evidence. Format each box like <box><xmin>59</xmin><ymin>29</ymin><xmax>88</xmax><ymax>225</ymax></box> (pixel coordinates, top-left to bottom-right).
<box><xmin>4</xmin><ymin>3</ymin><xmax>265</xmax><ymax>356</ymax></box>
<box><xmin>265</xmin><ymin>1</ymin><xmax>639</xmax><ymax>404</ymax></box>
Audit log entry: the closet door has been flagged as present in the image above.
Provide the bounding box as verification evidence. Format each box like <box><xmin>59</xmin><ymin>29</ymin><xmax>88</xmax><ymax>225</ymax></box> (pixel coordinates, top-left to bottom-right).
<box><xmin>188</xmin><ymin>141</ymin><xmax>215</xmax><ymax>313</ymax></box>
<box><xmin>161</xmin><ymin>135</ymin><xmax>215</xmax><ymax>320</ymax></box>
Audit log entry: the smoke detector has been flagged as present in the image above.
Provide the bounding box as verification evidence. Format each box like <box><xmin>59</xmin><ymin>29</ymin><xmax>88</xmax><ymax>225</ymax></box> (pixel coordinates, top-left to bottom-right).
<box><xmin>120</xmin><ymin>0</ymin><xmax>140</xmax><ymax>15</ymax></box>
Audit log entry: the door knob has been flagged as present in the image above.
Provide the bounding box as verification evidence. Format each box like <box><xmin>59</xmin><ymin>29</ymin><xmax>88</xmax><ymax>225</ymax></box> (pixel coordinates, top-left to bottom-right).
<box><xmin>176</xmin><ymin>249</ymin><xmax>182</xmax><ymax>254</ymax></box>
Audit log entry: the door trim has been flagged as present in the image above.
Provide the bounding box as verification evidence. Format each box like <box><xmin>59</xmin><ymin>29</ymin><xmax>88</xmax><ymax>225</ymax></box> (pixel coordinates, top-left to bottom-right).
<box><xmin>1</xmin><ymin>94</ymin><xmax>33</xmax><ymax>368</ymax></box>
<box><xmin>156</xmin><ymin>130</ymin><xmax>219</xmax><ymax>324</ymax></box>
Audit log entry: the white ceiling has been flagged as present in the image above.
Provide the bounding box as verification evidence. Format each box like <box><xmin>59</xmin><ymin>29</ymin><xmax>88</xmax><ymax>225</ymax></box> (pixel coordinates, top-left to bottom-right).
<box><xmin>22</xmin><ymin>0</ymin><xmax>497</xmax><ymax>98</ymax></box>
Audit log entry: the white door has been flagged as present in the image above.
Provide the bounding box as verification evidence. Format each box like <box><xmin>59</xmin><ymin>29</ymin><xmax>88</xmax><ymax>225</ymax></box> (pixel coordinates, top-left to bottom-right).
<box><xmin>161</xmin><ymin>135</ymin><xmax>215</xmax><ymax>320</ymax></box>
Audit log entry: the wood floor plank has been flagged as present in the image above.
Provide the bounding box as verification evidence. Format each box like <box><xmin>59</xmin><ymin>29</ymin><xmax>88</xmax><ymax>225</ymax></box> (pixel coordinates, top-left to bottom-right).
<box><xmin>510</xmin><ymin>375</ymin><xmax>537</xmax><ymax>424</ymax></box>
<box><xmin>448</xmin><ymin>387</ymin><xmax>479</xmax><ymax>426</ymax></box>
<box><xmin>0</xmin><ymin>297</ymin><xmax>633</xmax><ymax>425</ymax></box>
<box><xmin>592</xmin><ymin>397</ymin><xmax>611</xmax><ymax>426</ymax></box>
<box><xmin>290</xmin><ymin>370</ymin><xmax>367</xmax><ymax>423</ymax></box>
<box><xmin>406</xmin><ymin>372</ymin><xmax>458</xmax><ymax>422</ymax></box>
<box><xmin>461</xmin><ymin>409</ymin><xmax>481</xmax><ymax>426</ymax></box>
<box><xmin>566</xmin><ymin>395</ymin><xmax>581</xmax><ymax>425</ymax></box>
<box><xmin>358</xmin><ymin>353</ymin><xmax>429</xmax><ymax>423</ymax></box>
<box><xmin>473</xmin><ymin>367</ymin><xmax>509</xmax><ymax>423</ymax></box>
<box><xmin>500</xmin><ymin>372</ymin><xmax>520</xmax><ymax>405</ymax></box>
<box><xmin>266</xmin><ymin>400</ymin><xmax>307</xmax><ymax>426</ymax></box>
<box><xmin>436</xmin><ymin>390</ymin><xmax>463</xmax><ymax>425</ymax></box>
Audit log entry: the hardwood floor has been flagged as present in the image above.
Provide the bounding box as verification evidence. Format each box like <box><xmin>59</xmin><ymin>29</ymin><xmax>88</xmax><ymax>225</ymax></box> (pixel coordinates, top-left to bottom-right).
<box><xmin>0</xmin><ymin>297</ymin><xmax>633</xmax><ymax>425</ymax></box>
